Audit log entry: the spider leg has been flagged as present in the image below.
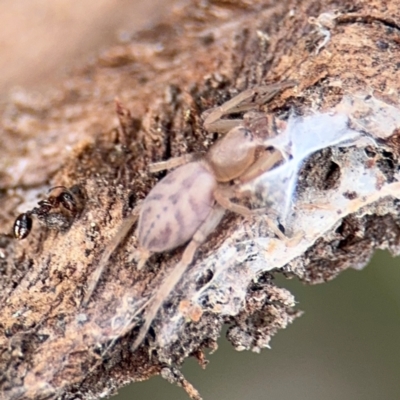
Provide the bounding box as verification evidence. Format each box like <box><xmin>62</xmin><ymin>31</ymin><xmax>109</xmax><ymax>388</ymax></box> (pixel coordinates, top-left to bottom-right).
<box><xmin>214</xmin><ymin>186</ymin><xmax>288</xmax><ymax>242</ymax></box>
<box><xmin>148</xmin><ymin>153</ymin><xmax>203</xmax><ymax>173</ymax></box>
<box><xmin>203</xmin><ymin>81</ymin><xmax>296</xmax><ymax>133</ymax></box>
<box><xmin>214</xmin><ymin>186</ymin><xmax>266</xmax><ymax>216</ymax></box>
<box><xmin>134</xmin><ymin>247</ymin><xmax>152</xmax><ymax>270</ymax></box>
<box><xmin>82</xmin><ymin>204</ymin><xmax>141</xmax><ymax>306</ymax></box>
<box><xmin>237</xmin><ymin>149</ymin><xmax>283</xmax><ymax>184</ymax></box>
<box><xmin>131</xmin><ymin>205</ymin><xmax>225</xmax><ymax>352</ymax></box>
<box><xmin>203</xmin><ymin>118</ymin><xmax>244</xmax><ymax>134</ymax></box>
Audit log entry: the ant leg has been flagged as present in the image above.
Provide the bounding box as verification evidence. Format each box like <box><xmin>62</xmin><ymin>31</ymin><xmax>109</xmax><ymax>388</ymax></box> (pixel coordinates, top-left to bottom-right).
<box><xmin>148</xmin><ymin>153</ymin><xmax>203</xmax><ymax>173</ymax></box>
<box><xmin>82</xmin><ymin>204</ymin><xmax>141</xmax><ymax>306</ymax></box>
<box><xmin>203</xmin><ymin>81</ymin><xmax>297</xmax><ymax>133</ymax></box>
<box><xmin>130</xmin><ymin>205</ymin><xmax>225</xmax><ymax>352</ymax></box>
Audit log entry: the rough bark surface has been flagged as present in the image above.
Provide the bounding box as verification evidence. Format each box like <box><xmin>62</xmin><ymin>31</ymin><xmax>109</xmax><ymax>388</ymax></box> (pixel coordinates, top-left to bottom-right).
<box><xmin>1</xmin><ymin>0</ymin><xmax>400</xmax><ymax>399</ymax></box>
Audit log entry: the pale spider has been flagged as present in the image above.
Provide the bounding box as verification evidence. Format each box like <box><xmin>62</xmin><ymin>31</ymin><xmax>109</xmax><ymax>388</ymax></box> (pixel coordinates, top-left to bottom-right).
<box><xmin>83</xmin><ymin>81</ymin><xmax>296</xmax><ymax>351</ymax></box>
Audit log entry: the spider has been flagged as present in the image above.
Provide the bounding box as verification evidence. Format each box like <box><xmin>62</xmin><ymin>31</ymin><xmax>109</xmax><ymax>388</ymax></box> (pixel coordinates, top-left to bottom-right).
<box><xmin>83</xmin><ymin>81</ymin><xmax>296</xmax><ymax>351</ymax></box>
<box><xmin>13</xmin><ymin>185</ymin><xmax>85</xmax><ymax>239</ymax></box>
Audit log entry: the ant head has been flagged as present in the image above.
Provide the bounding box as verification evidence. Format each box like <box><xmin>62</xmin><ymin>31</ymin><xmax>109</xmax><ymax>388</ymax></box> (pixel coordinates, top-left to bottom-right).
<box><xmin>63</xmin><ymin>184</ymin><xmax>86</xmax><ymax>213</ymax></box>
<box><xmin>59</xmin><ymin>191</ymin><xmax>77</xmax><ymax>212</ymax></box>
<box><xmin>207</xmin><ymin>126</ymin><xmax>258</xmax><ymax>182</ymax></box>
<box><xmin>47</xmin><ymin>184</ymin><xmax>86</xmax><ymax>214</ymax></box>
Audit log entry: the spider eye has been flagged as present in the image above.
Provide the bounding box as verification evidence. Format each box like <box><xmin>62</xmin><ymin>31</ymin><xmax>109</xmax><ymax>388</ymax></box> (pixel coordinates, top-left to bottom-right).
<box><xmin>243</xmin><ymin>129</ymin><xmax>252</xmax><ymax>139</ymax></box>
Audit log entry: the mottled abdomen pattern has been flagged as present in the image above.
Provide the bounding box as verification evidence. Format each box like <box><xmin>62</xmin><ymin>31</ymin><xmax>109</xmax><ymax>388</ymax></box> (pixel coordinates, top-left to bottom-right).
<box><xmin>137</xmin><ymin>162</ymin><xmax>216</xmax><ymax>253</ymax></box>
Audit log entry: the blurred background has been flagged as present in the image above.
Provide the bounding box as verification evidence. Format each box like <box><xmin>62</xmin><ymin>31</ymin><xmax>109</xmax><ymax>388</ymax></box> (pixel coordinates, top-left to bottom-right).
<box><xmin>119</xmin><ymin>251</ymin><xmax>400</xmax><ymax>400</ymax></box>
<box><xmin>1</xmin><ymin>1</ymin><xmax>399</xmax><ymax>399</ymax></box>
<box><xmin>0</xmin><ymin>0</ymin><xmax>172</xmax><ymax>96</ymax></box>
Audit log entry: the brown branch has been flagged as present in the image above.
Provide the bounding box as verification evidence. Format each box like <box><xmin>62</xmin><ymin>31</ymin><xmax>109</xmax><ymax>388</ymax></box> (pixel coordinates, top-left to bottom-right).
<box><xmin>1</xmin><ymin>0</ymin><xmax>400</xmax><ymax>399</ymax></box>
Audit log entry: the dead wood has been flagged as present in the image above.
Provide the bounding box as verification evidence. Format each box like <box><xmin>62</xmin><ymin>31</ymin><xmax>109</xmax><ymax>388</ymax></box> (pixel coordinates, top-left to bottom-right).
<box><xmin>1</xmin><ymin>0</ymin><xmax>400</xmax><ymax>399</ymax></box>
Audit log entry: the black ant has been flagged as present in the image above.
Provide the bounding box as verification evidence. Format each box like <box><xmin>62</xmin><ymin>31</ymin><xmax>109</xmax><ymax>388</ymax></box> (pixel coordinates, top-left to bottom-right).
<box><xmin>13</xmin><ymin>185</ymin><xmax>86</xmax><ymax>240</ymax></box>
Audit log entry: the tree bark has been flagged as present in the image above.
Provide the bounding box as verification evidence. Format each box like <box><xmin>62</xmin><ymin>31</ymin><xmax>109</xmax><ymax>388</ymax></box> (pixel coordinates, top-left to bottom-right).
<box><xmin>1</xmin><ymin>0</ymin><xmax>400</xmax><ymax>399</ymax></box>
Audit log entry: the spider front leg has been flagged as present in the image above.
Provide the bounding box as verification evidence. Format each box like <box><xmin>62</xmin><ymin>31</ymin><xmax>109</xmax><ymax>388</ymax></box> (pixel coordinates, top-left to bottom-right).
<box><xmin>203</xmin><ymin>81</ymin><xmax>296</xmax><ymax>134</ymax></box>
<box><xmin>131</xmin><ymin>205</ymin><xmax>226</xmax><ymax>352</ymax></box>
<box><xmin>237</xmin><ymin>149</ymin><xmax>283</xmax><ymax>184</ymax></box>
<box><xmin>83</xmin><ymin>204</ymin><xmax>141</xmax><ymax>306</ymax></box>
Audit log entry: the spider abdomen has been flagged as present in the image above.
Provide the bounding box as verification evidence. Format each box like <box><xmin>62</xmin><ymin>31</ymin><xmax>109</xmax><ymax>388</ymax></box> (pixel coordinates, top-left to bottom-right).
<box><xmin>137</xmin><ymin>161</ymin><xmax>216</xmax><ymax>253</ymax></box>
